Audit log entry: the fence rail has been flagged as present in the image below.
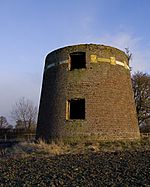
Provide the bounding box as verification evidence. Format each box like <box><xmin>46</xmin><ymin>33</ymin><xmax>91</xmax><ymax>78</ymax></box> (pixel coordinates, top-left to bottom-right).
<box><xmin>0</xmin><ymin>134</ymin><xmax>36</xmax><ymax>142</ymax></box>
<box><xmin>140</xmin><ymin>133</ymin><xmax>150</xmax><ymax>138</ymax></box>
<box><xmin>0</xmin><ymin>128</ymin><xmax>36</xmax><ymax>142</ymax></box>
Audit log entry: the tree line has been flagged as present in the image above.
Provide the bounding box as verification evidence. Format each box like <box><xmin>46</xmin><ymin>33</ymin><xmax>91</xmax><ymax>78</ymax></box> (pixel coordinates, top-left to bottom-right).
<box><xmin>132</xmin><ymin>71</ymin><xmax>150</xmax><ymax>132</ymax></box>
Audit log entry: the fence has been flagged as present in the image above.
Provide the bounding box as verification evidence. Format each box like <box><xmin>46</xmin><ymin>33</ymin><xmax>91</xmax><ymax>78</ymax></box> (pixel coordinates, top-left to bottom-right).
<box><xmin>0</xmin><ymin>128</ymin><xmax>150</xmax><ymax>142</ymax></box>
<box><xmin>0</xmin><ymin>128</ymin><xmax>36</xmax><ymax>142</ymax></box>
<box><xmin>140</xmin><ymin>133</ymin><xmax>150</xmax><ymax>138</ymax></box>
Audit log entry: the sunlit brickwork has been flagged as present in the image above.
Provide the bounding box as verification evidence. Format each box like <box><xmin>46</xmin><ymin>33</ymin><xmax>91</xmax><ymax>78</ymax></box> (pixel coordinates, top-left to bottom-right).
<box><xmin>36</xmin><ymin>44</ymin><xmax>140</xmax><ymax>141</ymax></box>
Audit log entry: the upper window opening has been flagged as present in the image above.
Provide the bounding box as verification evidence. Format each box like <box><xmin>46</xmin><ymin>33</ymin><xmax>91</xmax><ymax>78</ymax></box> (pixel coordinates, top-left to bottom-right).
<box><xmin>69</xmin><ymin>52</ymin><xmax>86</xmax><ymax>70</ymax></box>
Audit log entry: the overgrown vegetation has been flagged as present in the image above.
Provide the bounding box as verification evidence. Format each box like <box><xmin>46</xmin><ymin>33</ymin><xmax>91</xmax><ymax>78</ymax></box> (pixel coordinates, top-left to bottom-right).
<box><xmin>1</xmin><ymin>136</ymin><xmax>149</xmax><ymax>158</ymax></box>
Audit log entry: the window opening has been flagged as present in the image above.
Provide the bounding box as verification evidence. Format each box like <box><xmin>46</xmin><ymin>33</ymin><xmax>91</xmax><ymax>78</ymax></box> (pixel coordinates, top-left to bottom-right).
<box><xmin>66</xmin><ymin>99</ymin><xmax>85</xmax><ymax>119</ymax></box>
<box><xmin>69</xmin><ymin>52</ymin><xmax>86</xmax><ymax>70</ymax></box>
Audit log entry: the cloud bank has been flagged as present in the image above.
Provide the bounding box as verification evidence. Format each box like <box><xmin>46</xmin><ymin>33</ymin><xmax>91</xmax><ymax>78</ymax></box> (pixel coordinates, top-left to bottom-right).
<box><xmin>89</xmin><ymin>32</ymin><xmax>150</xmax><ymax>73</ymax></box>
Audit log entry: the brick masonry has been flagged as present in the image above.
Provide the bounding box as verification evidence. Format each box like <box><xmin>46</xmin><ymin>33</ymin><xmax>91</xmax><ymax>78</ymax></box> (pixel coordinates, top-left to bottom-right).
<box><xmin>36</xmin><ymin>44</ymin><xmax>140</xmax><ymax>141</ymax></box>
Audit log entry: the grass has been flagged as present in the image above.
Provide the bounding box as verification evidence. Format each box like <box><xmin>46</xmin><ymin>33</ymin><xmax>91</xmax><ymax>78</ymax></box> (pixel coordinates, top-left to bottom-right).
<box><xmin>2</xmin><ymin>136</ymin><xmax>150</xmax><ymax>158</ymax></box>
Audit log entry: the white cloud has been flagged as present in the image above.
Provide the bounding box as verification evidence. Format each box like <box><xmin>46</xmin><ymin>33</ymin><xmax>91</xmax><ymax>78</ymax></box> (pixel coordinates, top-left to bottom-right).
<box><xmin>88</xmin><ymin>32</ymin><xmax>150</xmax><ymax>73</ymax></box>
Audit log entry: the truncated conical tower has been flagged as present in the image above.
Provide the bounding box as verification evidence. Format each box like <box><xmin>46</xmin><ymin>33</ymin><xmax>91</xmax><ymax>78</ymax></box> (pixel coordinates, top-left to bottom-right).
<box><xmin>36</xmin><ymin>44</ymin><xmax>140</xmax><ymax>141</ymax></box>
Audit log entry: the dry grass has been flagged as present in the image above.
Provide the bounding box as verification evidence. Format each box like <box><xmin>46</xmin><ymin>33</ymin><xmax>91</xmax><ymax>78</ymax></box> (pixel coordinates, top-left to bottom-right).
<box><xmin>6</xmin><ymin>140</ymin><xmax>69</xmax><ymax>157</ymax></box>
<box><xmin>3</xmin><ymin>136</ymin><xmax>150</xmax><ymax>158</ymax></box>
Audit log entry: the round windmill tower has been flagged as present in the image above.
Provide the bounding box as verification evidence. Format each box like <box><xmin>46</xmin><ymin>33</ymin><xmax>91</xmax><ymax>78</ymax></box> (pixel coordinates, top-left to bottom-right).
<box><xmin>36</xmin><ymin>44</ymin><xmax>140</xmax><ymax>141</ymax></box>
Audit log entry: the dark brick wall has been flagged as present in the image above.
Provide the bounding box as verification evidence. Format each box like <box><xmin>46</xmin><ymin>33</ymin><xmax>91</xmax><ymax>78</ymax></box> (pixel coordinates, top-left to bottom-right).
<box><xmin>36</xmin><ymin>44</ymin><xmax>140</xmax><ymax>141</ymax></box>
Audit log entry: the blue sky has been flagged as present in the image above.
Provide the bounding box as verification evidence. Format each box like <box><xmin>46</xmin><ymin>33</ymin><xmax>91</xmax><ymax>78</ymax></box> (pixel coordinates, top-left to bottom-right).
<box><xmin>0</xmin><ymin>0</ymin><xmax>150</xmax><ymax>124</ymax></box>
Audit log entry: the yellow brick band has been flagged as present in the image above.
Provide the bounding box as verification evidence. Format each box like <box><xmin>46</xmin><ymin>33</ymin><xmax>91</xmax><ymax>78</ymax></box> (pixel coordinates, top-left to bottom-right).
<box><xmin>97</xmin><ymin>57</ymin><xmax>110</xmax><ymax>63</ymax></box>
<box><xmin>90</xmin><ymin>55</ymin><xmax>129</xmax><ymax>70</ymax></box>
<box><xmin>110</xmin><ymin>57</ymin><xmax>116</xmax><ymax>65</ymax></box>
<box><xmin>90</xmin><ymin>55</ymin><xmax>97</xmax><ymax>63</ymax></box>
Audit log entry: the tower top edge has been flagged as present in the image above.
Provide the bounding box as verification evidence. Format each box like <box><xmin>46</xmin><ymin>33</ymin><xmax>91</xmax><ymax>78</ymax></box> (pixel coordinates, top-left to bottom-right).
<box><xmin>46</xmin><ymin>43</ymin><xmax>128</xmax><ymax>60</ymax></box>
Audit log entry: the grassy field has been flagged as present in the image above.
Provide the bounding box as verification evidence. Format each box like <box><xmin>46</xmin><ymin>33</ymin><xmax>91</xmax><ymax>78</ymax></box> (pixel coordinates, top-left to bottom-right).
<box><xmin>0</xmin><ymin>138</ymin><xmax>150</xmax><ymax>186</ymax></box>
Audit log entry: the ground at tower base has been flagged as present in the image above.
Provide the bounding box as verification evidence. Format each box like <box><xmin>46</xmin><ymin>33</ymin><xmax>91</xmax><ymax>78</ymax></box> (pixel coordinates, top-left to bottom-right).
<box><xmin>0</xmin><ymin>138</ymin><xmax>150</xmax><ymax>186</ymax></box>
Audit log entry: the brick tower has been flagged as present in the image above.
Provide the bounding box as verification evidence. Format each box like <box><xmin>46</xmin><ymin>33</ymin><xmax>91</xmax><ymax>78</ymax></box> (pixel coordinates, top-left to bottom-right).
<box><xmin>36</xmin><ymin>44</ymin><xmax>140</xmax><ymax>141</ymax></box>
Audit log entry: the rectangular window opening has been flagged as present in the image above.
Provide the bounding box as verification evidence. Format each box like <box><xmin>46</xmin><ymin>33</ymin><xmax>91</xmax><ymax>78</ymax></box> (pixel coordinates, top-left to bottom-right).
<box><xmin>69</xmin><ymin>52</ymin><xmax>86</xmax><ymax>70</ymax></box>
<box><xmin>66</xmin><ymin>99</ymin><xmax>85</xmax><ymax>120</ymax></box>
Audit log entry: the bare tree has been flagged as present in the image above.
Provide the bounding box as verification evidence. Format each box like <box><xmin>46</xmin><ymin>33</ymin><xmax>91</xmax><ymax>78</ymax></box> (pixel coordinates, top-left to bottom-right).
<box><xmin>132</xmin><ymin>71</ymin><xmax>150</xmax><ymax>125</ymax></box>
<box><xmin>0</xmin><ymin>116</ymin><xmax>9</xmax><ymax>129</ymax></box>
<box><xmin>125</xmin><ymin>47</ymin><xmax>133</xmax><ymax>71</ymax></box>
<box><xmin>125</xmin><ymin>47</ymin><xmax>132</xmax><ymax>62</ymax></box>
<box><xmin>11</xmin><ymin>97</ymin><xmax>37</xmax><ymax>131</ymax></box>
